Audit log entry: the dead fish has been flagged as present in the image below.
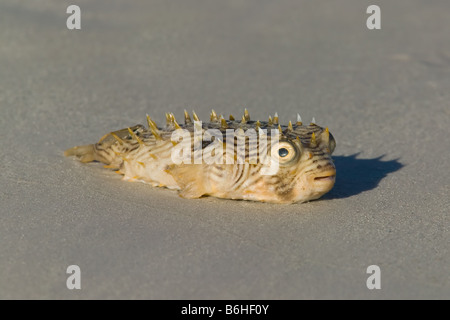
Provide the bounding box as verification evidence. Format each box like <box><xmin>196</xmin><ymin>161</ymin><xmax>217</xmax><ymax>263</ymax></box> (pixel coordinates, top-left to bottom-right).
<box><xmin>65</xmin><ymin>110</ymin><xmax>336</xmax><ymax>203</ymax></box>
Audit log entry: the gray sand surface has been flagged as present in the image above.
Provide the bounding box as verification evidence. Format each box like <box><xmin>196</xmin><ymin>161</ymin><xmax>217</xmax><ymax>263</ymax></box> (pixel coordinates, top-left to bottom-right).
<box><xmin>0</xmin><ymin>0</ymin><xmax>449</xmax><ymax>299</ymax></box>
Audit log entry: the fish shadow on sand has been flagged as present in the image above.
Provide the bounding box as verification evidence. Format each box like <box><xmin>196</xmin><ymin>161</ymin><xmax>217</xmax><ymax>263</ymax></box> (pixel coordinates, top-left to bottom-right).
<box><xmin>323</xmin><ymin>153</ymin><xmax>404</xmax><ymax>200</ymax></box>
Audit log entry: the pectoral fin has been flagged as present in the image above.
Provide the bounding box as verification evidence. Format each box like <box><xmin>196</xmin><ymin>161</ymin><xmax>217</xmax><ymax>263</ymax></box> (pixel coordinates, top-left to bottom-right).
<box><xmin>165</xmin><ymin>164</ymin><xmax>207</xmax><ymax>199</ymax></box>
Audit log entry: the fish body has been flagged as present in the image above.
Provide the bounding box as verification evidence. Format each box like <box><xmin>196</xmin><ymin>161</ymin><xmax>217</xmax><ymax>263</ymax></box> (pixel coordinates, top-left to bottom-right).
<box><xmin>65</xmin><ymin>110</ymin><xmax>336</xmax><ymax>204</ymax></box>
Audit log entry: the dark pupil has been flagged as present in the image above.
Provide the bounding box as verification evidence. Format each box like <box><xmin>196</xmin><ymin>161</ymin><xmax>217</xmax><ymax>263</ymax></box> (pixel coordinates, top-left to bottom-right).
<box><xmin>278</xmin><ymin>148</ymin><xmax>289</xmax><ymax>157</ymax></box>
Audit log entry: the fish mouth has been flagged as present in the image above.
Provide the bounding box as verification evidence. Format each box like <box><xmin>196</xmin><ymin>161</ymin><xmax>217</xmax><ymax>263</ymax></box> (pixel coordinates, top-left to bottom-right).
<box><xmin>310</xmin><ymin>170</ymin><xmax>336</xmax><ymax>195</ymax></box>
<box><xmin>312</xmin><ymin>170</ymin><xmax>336</xmax><ymax>183</ymax></box>
<box><xmin>314</xmin><ymin>174</ymin><xmax>336</xmax><ymax>182</ymax></box>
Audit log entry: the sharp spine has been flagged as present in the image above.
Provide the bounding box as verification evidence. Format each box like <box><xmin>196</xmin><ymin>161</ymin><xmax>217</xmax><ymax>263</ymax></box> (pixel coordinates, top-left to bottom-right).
<box><xmin>173</xmin><ymin>117</ymin><xmax>181</xmax><ymax>129</ymax></box>
<box><xmin>146</xmin><ymin>115</ymin><xmax>162</xmax><ymax>140</ymax></box>
<box><xmin>321</xmin><ymin>127</ymin><xmax>330</xmax><ymax>143</ymax></box>
<box><xmin>273</xmin><ymin>112</ymin><xmax>279</xmax><ymax>125</ymax></box>
<box><xmin>288</xmin><ymin>121</ymin><xmax>293</xmax><ymax>131</ymax></box>
<box><xmin>168</xmin><ymin>113</ymin><xmax>175</xmax><ymax>125</ymax></box>
<box><xmin>220</xmin><ymin>116</ymin><xmax>228</xmax><ymax>128</ymax></box>
<box><xmin>210</xmin><ymin>109</ymin><xmax>218</xmax><ymax>122</ymax></box>
<box><xmin>311</xmin><ymin>132</ymin><xmax>317</xmax><ymax>145</ymax></box>
<box><xmin>111</xmin><ymin>132</ymin><xmax>125</xmax><ymax>145</ymax></box>
<box><xmin>296</xmin><ymin>113</ymin><xmax>302</xmax><ymax>126</ymax></box>
<box><xmin>165</xmin><ymin>113</ymin><xmax>171</xmax><ymax>126</ymax></box>
<box><xmin>184</xmin><ymin>110</ymin><xmax>192</xmax><ymax>125</ymax></box>
<box><xmin>146</xmin><ymin>114</ymin><xmax>157</xmax><ymax>128</ymax></box>
<box><xmin>127</xmin><ymin>127</ymin><xmax>144</xmax><ymax>145</ymax></box>
<box><xmin>244</xmin><ymin>109</ymin><xmax>250</xmax><ymax>121</ymax></box>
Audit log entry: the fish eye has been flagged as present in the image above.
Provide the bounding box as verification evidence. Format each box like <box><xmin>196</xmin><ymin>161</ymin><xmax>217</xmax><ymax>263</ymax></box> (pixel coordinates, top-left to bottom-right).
<box><xmin>278</xmin><ymin>148</ymin><xmax>289</xmax><ymax>157</ymax></box>
<box><xmin>329</xmin><ymin>133</ymin><xmax>336</xmax><ymax>154</ymax></box>
<box><xmin>272</xmin><ymin>141</ymin><xmax>297</xmax><ymax>163</ymax></box>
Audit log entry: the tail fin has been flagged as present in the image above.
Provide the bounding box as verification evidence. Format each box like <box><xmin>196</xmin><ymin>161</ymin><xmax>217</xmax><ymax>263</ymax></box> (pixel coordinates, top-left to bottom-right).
<box><xmin>64</xmin><ymin>144</ymin><xmax>96</xmax><ymax>163</ymax></box>
<box><xmin>64</xmin><ymin>125</ymin><xmax>145</xmax><ymax>165</ymax></box>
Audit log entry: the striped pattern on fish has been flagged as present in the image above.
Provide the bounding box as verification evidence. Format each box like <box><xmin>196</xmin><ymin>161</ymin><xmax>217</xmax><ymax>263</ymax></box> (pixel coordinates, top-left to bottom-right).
<box><xmin>65</xmin><ymin>110</ymin><xmax>336</xmax><ymax>204</ymax></box>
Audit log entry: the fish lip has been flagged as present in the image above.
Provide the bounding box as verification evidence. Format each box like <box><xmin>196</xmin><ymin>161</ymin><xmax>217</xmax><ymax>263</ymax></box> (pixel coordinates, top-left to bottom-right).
<box><xmin>314</xmin><ymin>175</ymin><xmax>336</xmax><ymax>182</ymax></box>
<box><xmin>312</xmin><ymin>170</ymin><xmax>337</xmax><ymax>182</ymax></box>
